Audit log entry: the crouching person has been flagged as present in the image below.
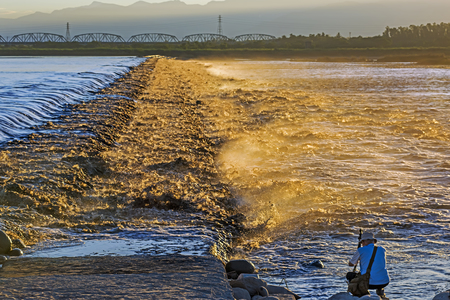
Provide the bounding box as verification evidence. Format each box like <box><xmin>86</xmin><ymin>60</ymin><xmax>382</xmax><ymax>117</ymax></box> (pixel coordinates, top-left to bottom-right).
<box><xmin>348</xmin><ymin>232</ymin><xmax>390</xmax><ymax>299</ymax></box>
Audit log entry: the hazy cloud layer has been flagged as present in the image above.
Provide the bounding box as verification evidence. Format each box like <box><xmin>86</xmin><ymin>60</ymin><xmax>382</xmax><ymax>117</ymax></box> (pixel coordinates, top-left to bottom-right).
<box><xmin>0</xmin><ymin>0</ymin><xmax>449</xmax><ymax>39</ymax></box>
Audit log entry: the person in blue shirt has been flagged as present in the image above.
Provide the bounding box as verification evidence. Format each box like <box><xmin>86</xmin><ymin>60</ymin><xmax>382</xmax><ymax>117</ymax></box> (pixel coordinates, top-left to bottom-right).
<box><xmin>349</xmin><ymin>232</ymin><xmax>390</xmax><ymax>299</ymax></box>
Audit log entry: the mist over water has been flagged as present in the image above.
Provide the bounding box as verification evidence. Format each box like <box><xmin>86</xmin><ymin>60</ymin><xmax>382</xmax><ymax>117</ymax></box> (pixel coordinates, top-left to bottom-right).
<box><xmin>205</xmin><ymin>61</ymin><xmax>450</xmax><ymax>299</ymax></box>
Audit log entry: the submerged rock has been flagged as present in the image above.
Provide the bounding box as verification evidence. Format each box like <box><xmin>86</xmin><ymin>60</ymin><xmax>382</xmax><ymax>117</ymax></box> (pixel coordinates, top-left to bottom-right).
<box><xmin>309</xmin><ymin>259</ymin><xmax>325</xmax><ymax>268</ymax></box>
<box><xmin>433</xmin><ymin>291</ymin><xmax>450</xmax><ymax>300</ymax></box>
<box><xmin>0</xmin><ymin>230</ymin><xmax>12</xmax><ymax>255</ymax></box>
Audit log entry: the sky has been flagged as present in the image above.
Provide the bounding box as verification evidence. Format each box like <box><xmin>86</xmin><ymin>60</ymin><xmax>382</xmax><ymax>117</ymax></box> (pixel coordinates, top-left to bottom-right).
<box><xmin>0</xmin><ymin>0</ymin><xmax>381</xmax><ymax>19</ymax></box>
<box><xmin>0</xmin><ymin>0</ymin><xmax>214</xmax><ymax>18</ymax></box>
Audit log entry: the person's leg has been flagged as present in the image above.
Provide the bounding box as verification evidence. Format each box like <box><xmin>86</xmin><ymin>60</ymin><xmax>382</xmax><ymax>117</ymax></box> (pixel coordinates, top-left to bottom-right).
<box><xmin>369</xmin><ymin>283</ymin><xmax>389</xmax><ymax>298</ymax></box>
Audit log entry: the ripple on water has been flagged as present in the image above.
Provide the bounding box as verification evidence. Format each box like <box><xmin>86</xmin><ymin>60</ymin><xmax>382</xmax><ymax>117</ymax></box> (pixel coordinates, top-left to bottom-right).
<box><xmin>204</xmin><ymin>60</ymin><xmax>450</xmax><ymax>299</ymax></box>
<box><xmin>0</xmin><ymin>57</ymin><xmax>145</xmax><ymax>144</ymax></box>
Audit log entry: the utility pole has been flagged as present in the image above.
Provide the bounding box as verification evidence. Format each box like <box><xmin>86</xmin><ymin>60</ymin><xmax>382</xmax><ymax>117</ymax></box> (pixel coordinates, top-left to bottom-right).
<box><xmin>66</xmin><ymin>22</ymin><xmax>71</xmax><ymax>42</ymax></box>
<box><xmin>217</xmin><ymin>15</ymin><xmax>223</xmax><ymax>35</ymax></box>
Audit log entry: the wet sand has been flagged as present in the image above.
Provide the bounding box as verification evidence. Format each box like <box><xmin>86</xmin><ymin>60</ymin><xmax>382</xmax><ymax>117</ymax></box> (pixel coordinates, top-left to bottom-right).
<box><xmin>0</xmin><ymin>57</ymin><xmax>243</xmax><ymax>298</ymax></box>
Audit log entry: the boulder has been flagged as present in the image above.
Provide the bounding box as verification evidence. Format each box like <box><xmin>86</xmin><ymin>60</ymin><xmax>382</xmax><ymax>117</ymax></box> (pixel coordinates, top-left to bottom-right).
<box><xmin>327</xmin><ymin>292</ymin><xmax>359</xmax><ymax>300</ymax></box>
<box><xmin>0</xmin><ymin>230</ymin><xmax>12</xmax><ymax>255</ymax></box>
<box><xmin>238</xmin><ymin>273</ymin><xmax>260</xmax><ymax>280</ymax></box>
<box><xmin>328</xmin><ymin>292</ymin><xmax>380</xmax><ymax>300</ymax></box>
<box><xmin>0</xmin><ymin>255</ymin><xmax>7</xmax><ymax>264</ymax></box>
<box><xmin>433</xmin><ymin>291</ymin><xmax>450</xmax><ymax>300</ymax></box>
<box><xmin>226</xmin><ymin>259</ymin><xmax>256</xmax><ymax>275</ymax></box>
<box><xmin>271</xmin><ymin>295</ymin><xmax>296</xmax><ymax>300</ymax></box>
<box><xmin>228</xmin><ymin>270</ymin><xmax>239</xmax><ymax>279</ymax></box>
<box><xmin>259</xmin><ymin>286</ymin><xmax>269</xmax><ymax>297</ymax></box>
<box><xmin>12</xmin><ymin>238</ymin><xmax>26</xmax><ymax>249</ymax></box>
<box><xmin>236</xmin><ymin>277</ymin><xmax>268</xmax><ymax>296</ymax></box>
<box><xmin>233</xmin><ymin>287</ymin><xmax>251</xmax><ymax>300</ymax></box>
<box><xmin>267</xmin><ymin>285</ymin><xmax>301</xmax><ymax>300</ymax></box>
<box><xmin>9</xmin><ymin>248</ymin><xmax>23</xmax><ymax>257</ymax></box>
<box><xmin>253</xmin><ymin>294</ymin><xmax>295</xmax><ymax>300</ymax></box>
<box><xmin>309</xmin><ymin>259</ymin><xmax>325</xmax><ymax>268</ymax></box>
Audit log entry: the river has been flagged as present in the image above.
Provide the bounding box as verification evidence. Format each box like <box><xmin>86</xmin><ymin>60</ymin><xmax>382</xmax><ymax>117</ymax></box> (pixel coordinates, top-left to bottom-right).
<box><xmin>204</xmin><ymin>60</ymin><xmax>450</xmax><ymax>299</ymax></box>
<box><xmin>1</xmin><ymin>57</ymin><xmax>449</xmax><ymax>299</ymax></box>
<box><xmin>0</xmin><ymin>56</ymin><xmax>145</xmax><ymax>143</ymax></box>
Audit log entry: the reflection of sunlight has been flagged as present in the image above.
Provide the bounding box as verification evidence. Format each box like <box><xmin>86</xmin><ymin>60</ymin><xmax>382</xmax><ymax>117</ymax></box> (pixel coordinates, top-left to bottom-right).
<box><xmin>28</xmin><ymin>228</ymin><xmax>212</xmax><ymax>258</ymax></box>
<box><xmin>203</xmin><ymin>59</ymin><xmax>450</xmax><ymax>299</ymax></box>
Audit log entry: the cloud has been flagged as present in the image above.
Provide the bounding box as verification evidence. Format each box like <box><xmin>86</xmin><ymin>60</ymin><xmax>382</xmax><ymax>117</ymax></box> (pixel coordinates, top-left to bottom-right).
<box><xmin>0</xmin><ymin>8</ymin><xmax>34</xmax><ymax>19</ymax></box>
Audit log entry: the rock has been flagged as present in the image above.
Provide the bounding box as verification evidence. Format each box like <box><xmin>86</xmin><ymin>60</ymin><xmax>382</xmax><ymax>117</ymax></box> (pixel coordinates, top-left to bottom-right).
<box><xmin>0</xmin><ymin>230</ymin><xmax>12</xmax><ymax>255</ymax></box>
<box><xmin>9</xmin><ymin>248</ymin><xmax>23</xmax><ymax>257</ymax></box>
<box><xmin>327</xmin><ymin>293</ymin><xmax>380</xmax><ymax>300</ymax></box>
<box><xmin>12</xmin><ymin>238</ymin><xmax>26</xmax><ymax>249</ymax></box>
<box><xmin>328</xmin><ymin>292</ymin><xmax>359</xmax><ymax>300</ymax></box>
<box><xmin>228</xmin><ymin>270</ymin><xmax>239</xmax><ymax>279</ymax></box>
<box><xmin>238</xmin><ymin>273</ymin><xmax>260</xmax><ymax>280</ymax></box>
<box><xmin>266</xmin><ymin>285</ymin><xmax>301</xmax><ymax>300</ymax></box>
<box><xmin>253</xmin><ymin>297</ymin><xmax>280</xmax><ymax>300</ymax></box>
<box><xmin>230</xmin><ymin>280</ymin><xmax>247</xmax><ymax>289</ymax></box>
<box><xmin>236</xmin><ymin>277</ymin><xmax>268</xmax><ymax>296</ymax></box>
<box><xmin>233</xmin><ymin>287</ymin><xmax>251</xmax><ymax>300</ymax></box>
<box><xmin>0</xmin><ymin>255</ymin><xmax>7</xmax><ymax>264</ymax></box>
<box><xmin>309</xmin><ymin>259</ymin><xmax>325</xmax><ymax>268</ymax></box>
<box><xmin>226</xmin><ymin>259</ymin><xmax>256</xmax><ymax>275</ymax></box>
<box><xmin>433</xmin><ymin>291</ymin><xmax>450</xmax><ymax>300</ymax></box>
<box><xmin>259</xmin><ymin>286</ymin><xmax>269</xmax><ymax>297</ymax></box>
<box><xmin>271</xmin><ymin>295</ymin><xmax>296</xmax><ymax>300</ymax></box>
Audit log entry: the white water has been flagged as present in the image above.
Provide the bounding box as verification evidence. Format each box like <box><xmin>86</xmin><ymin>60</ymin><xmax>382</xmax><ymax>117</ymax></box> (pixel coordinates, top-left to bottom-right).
<box><xmin>205</xmin><ymin>61</ymin><xmax>450</xmax><ymax>299</ymax></box>
<box><xmin>0</xmin><ymin>56</ymin><xmax>145</xmax><ymax>143</ymax></box>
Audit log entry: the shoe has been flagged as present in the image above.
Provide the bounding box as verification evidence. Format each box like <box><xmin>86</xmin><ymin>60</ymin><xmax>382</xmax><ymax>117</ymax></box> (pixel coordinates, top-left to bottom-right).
<box><xmin>376</xmin><ymin>288</ymin><xmax>389</xmax><ymax>300</ymax></box>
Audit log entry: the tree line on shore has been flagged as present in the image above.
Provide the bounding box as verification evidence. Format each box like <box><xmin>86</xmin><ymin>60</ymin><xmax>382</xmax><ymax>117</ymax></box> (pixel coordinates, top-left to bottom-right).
<box><xmin>1</xmin><ymin>22</ymin><xmax>450</xmax><ymax>51</ymax></box>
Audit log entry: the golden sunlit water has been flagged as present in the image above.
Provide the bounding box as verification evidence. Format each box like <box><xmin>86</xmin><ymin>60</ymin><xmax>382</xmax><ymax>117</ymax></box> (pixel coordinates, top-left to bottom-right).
<box><xmin>202</xmin><ymin>60</ymin><xmax>450</xmax><ymax>299</ymax></box>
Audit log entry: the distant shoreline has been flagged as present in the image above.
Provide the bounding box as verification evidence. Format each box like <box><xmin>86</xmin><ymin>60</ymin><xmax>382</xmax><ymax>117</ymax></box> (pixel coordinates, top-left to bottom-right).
<box><xmin>1</xmin><ymin>47</ymin><xmax>450</xmax><ymax>64</ymax></box>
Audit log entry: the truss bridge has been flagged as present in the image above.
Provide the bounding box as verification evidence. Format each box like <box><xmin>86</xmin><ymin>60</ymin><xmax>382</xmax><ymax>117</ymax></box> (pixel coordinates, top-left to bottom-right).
<box><xmin>182</xmin><ymin>33</ymin><xmax>231</xmax><ymax>43</ymax></box>
<box><xmin>234</xmin><ymin>34</ymin><xmax>276</xmax><ymax>42</ymax></box>
<box><xmin>71</xmin><ymin>33</ymin><xmax>126</xmax><ymax>43</ymax></box>
<box><xmin>8</xmin><ymin>33</ymin><xmax>67</xmax><ymax>43</ymax></box>
<box><xmin>1</xmin><ymin>31</ymin><xmax>279</xmax><ymax>44</ymax></box>
<box><xmin>128</xmin><ymin>33</ymin><xmax>179</xmax><ymax>43</ymax></box>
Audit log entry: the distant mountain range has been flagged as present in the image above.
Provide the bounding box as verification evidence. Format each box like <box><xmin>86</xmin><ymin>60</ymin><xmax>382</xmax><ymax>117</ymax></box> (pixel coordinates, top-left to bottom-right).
<box><xmin>1</xmin><ymin>0</ymin><xmax>449</xmax><ymax>39</ymax></box>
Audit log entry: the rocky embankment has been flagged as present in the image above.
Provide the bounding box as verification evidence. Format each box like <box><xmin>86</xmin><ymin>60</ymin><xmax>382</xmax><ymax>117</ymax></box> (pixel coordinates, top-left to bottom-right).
<box><xmin>0</xmin><ymin>57</ymin><xmax>242</xmax><ymax>257</ymax></box>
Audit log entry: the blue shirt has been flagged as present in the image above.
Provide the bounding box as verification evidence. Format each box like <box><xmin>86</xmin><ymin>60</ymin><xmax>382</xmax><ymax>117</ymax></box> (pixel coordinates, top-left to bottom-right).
<box><xmin>350</xmin><ymin>243</ymin><xmax>390</xmax><ymax>285</ymax></box>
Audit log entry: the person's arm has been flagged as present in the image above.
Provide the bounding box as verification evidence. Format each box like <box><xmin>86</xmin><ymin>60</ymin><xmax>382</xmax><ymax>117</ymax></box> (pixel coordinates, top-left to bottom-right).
<box><xmin>349</xmin><ymin>250</ymin><xmax>360</xmax><ymax>266</ymax></box>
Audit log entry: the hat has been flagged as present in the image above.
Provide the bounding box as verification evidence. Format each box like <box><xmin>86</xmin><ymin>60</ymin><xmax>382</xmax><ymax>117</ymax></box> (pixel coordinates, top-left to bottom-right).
<box><xmin>361</xmin><ymin>232</ymin><xmax>377</xmax><ymax>243</ymax></box>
